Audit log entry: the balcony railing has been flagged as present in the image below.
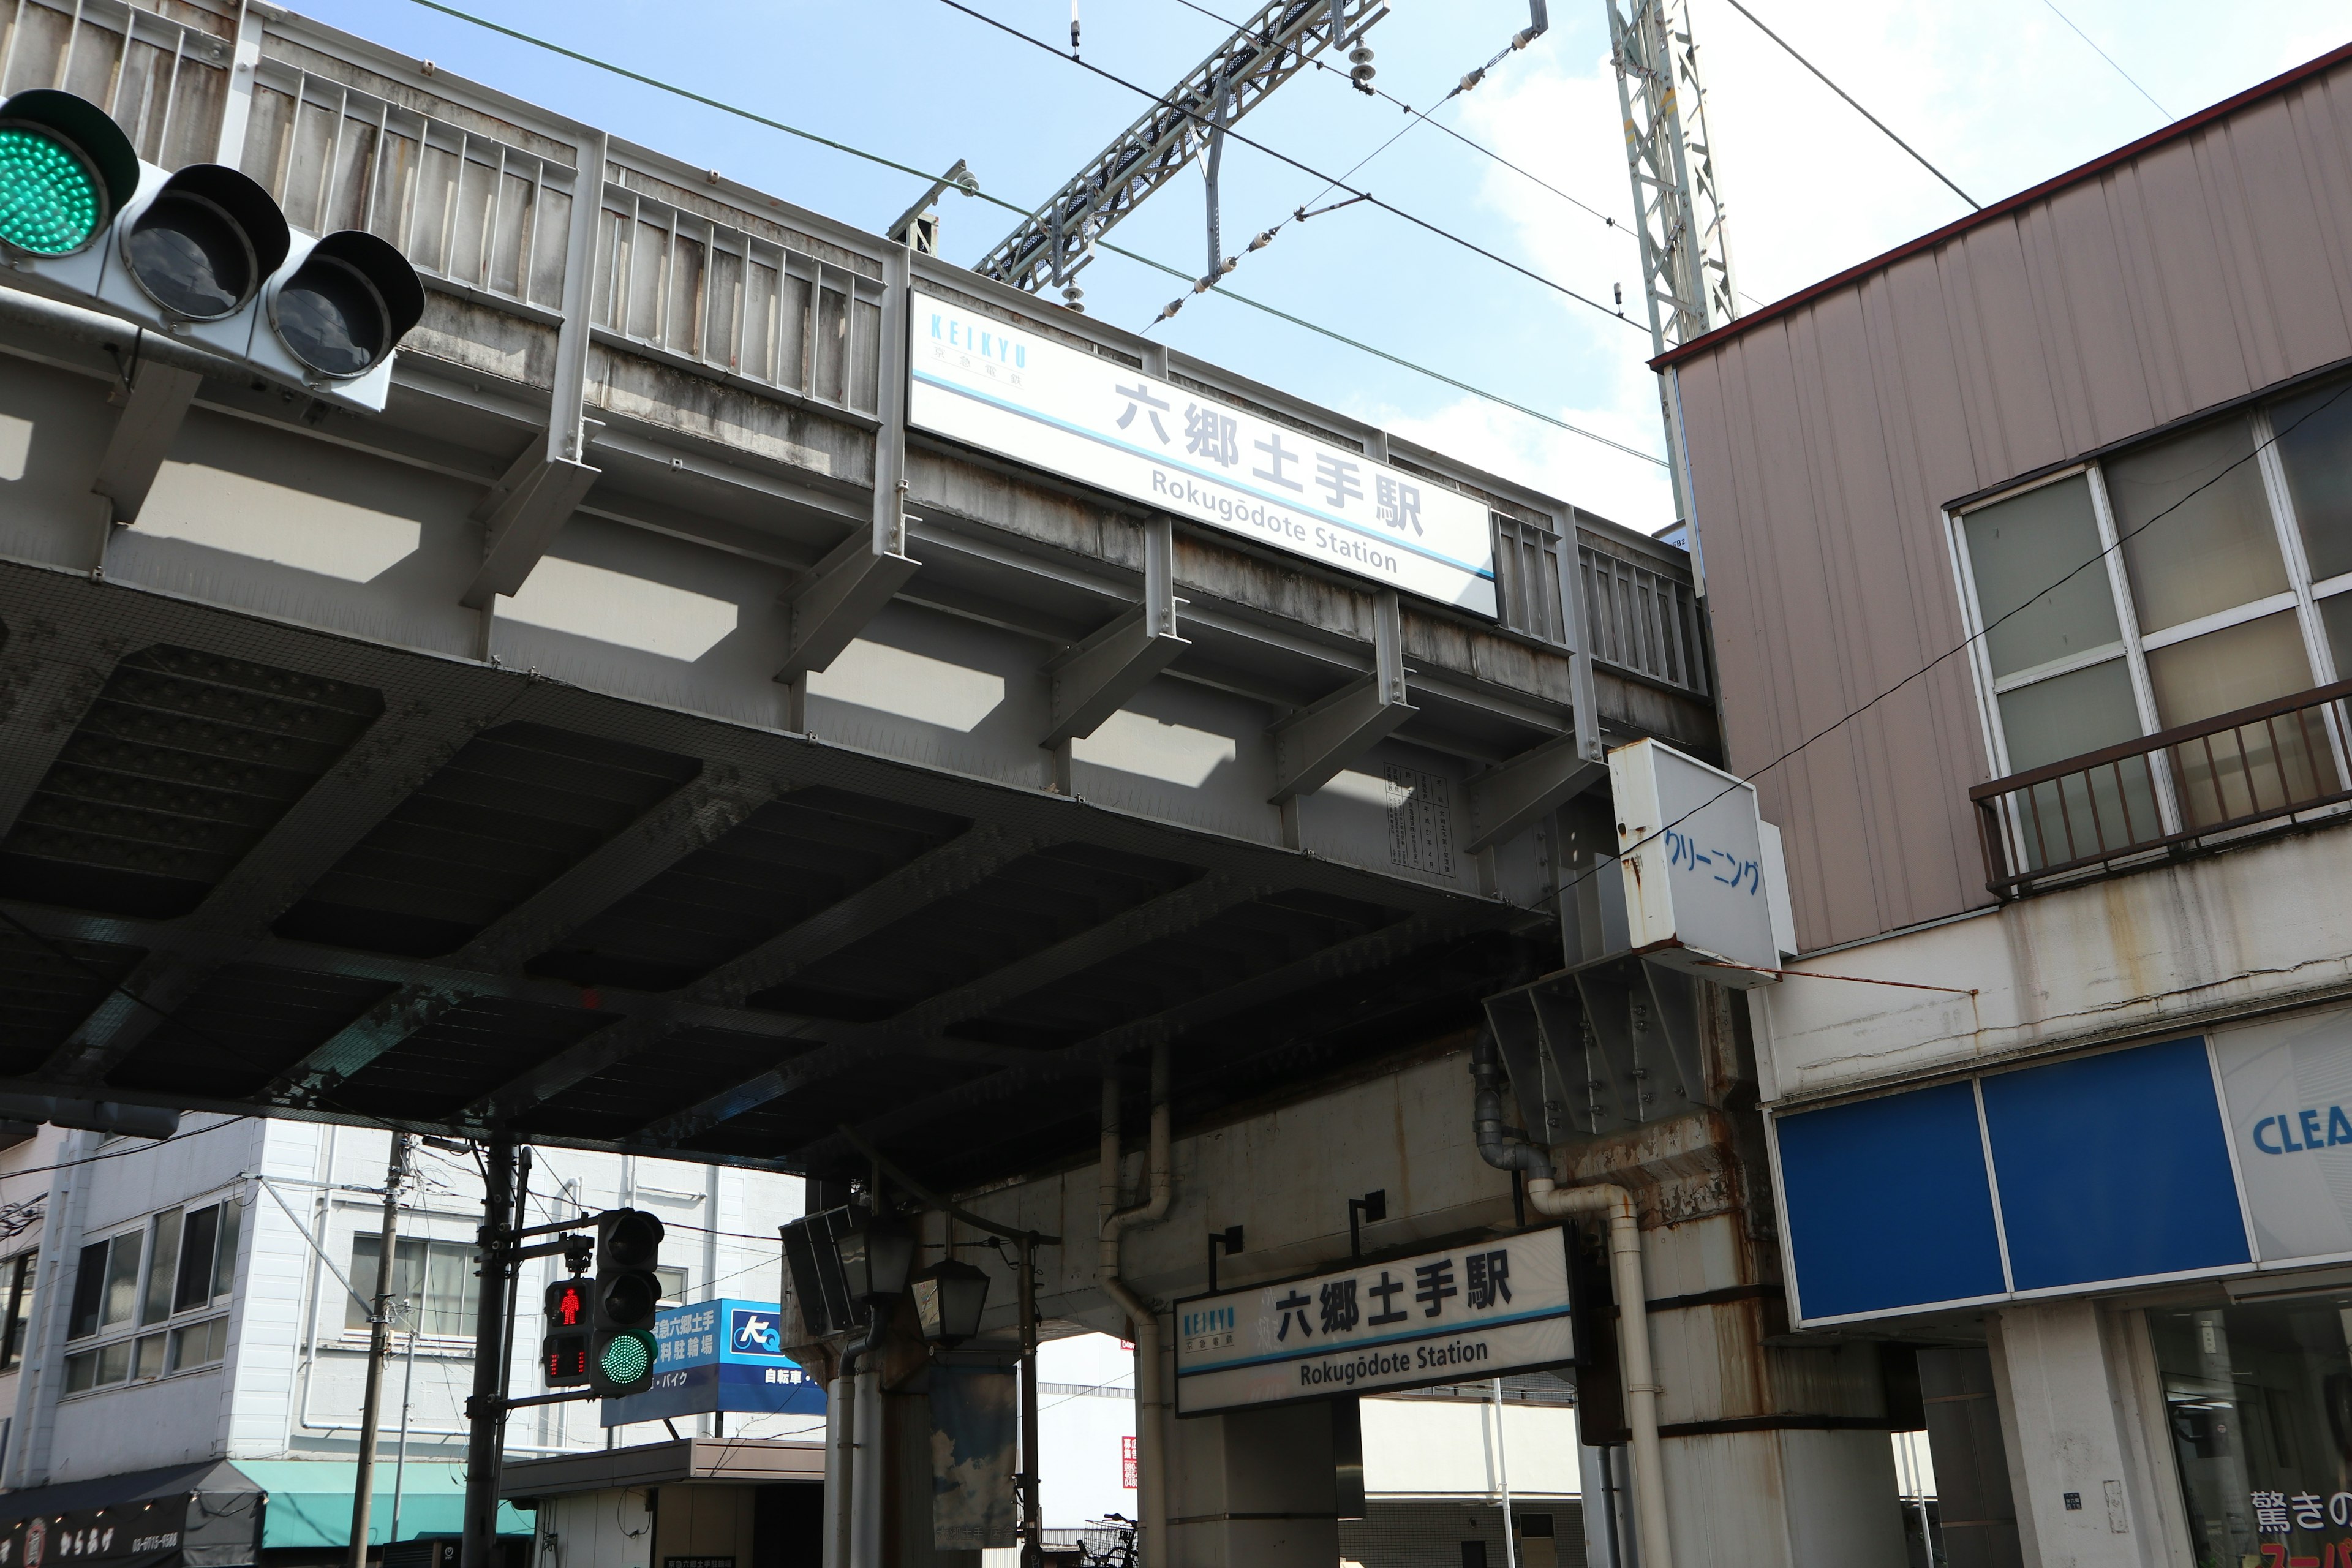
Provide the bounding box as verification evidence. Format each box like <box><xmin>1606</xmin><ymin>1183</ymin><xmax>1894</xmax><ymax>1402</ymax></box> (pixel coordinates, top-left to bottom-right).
<box><xmin>1972</xmin><ymin>679</ymin><xmax>2352</xmax><ymax>897</ymax></box>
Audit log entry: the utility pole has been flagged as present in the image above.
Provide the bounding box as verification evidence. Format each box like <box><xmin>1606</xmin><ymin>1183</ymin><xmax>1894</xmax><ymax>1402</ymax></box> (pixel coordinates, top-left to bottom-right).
<box><xmin>1019</xmin><ymin>1237</ymin><xmax>1042</xmax><ymax>1568</ymax></box>
<box><xmin>347</xmin><ymin>1133</ymin><xmax>412</xmax><ymax>1568</ymax></box>
<box><xmin>461</xmin><ymin>1137</ymin><xmax>516</xmax><ymax>1568</ymax></box>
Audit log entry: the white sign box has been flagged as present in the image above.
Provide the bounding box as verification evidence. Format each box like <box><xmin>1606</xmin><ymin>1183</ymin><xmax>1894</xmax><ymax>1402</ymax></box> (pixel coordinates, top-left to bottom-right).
<box><xmin>2212</xmin><ymin>1006</ymin><xmax>2352</xmax><ymax>1265</ymax></box>
<box><xmin>909</xmin><ymin>288</ymin><xmax>1498</xmax><ymax>616</ymax></box>
<box><xmin>1172</xmin><ymin>1228</ymin><xmax>1574</xmax><ymax>1415</ymax></box>
<box><xmin>1611</xmin><ymin>737</ymin><xmax>1780</xmax><ymax>987</ymax></box>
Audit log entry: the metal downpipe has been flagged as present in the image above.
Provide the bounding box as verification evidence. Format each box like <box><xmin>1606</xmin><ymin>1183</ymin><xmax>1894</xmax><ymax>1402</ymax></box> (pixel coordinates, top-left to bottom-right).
<box><xmin>1470</xmin><ymin>1033</ymin><xmax>1673</xmax><ymax>1568</ymax></box>
<box><xmin>1100</xmin><ymin>1044</ymin><xmax>1172</xmax><ymax>1567</ymax></box>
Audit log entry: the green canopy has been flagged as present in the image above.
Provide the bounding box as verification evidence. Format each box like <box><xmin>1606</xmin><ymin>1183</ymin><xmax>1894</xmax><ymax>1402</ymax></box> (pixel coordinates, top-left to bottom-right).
<box><xmin>228</xmin><ymin>1462</ymin><xmax>531</xmax><ymax>1550</ymax></box>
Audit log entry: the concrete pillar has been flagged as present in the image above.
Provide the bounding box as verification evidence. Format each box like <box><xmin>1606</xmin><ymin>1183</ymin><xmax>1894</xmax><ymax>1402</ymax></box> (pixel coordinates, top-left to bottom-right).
<box><xmin>1986</xmin><ymin>1302</ymin><xmax>2176</xmax><ymax>1568</ymax></box>
<box><xmin>1165</xmin><ymin>1398</ymin><xmax>1340</xmax><ymax>1568</ymax></box>
<box><xmin>1565</xmin><ymin>1112</ymin><xmax>1910</xmax><ymax>1568</ymax></box>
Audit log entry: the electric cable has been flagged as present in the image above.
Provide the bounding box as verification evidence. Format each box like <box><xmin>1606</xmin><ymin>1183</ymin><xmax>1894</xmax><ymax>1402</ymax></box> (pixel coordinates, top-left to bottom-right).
<box><xmin>1713</xmin><ymin>0</ymin><xmax>1981</xmax><ymax>211</ymax></box>
<box><xmin>2038</xmin><ymin>0</ymin><xmax>2174</xmax><ymax>123</ymax></box>
<box><xmin>0</xmin><ymin>1110</ymin><xmax>243</xmax><ymax>1180</ymax></box>
<box><xmin>397</xmin><ymin>0</ymin><xmax>1670</xmax><ymax>468</ymax></box>
<box><xmin>1541</xmin><ymin>377</ymin><xmax>2352</xmax><ymax>924</ymax></box>
<box><xmin>932</xmin><ymin>0</ymin><xmax>1646</xmax><ymax>327</ymax></box>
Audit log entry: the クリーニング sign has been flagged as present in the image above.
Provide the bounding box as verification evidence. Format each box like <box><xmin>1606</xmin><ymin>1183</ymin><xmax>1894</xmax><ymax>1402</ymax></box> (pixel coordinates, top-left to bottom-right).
<box><xmin>1171</xmin><ymin>1227</ymin><xmax>1575</xmax><ymax>1415</ymax></box>
<box><xmin>910</xmin><ymin>289</ymin><xmax>1499</xmax><ymax>616</ymax></box>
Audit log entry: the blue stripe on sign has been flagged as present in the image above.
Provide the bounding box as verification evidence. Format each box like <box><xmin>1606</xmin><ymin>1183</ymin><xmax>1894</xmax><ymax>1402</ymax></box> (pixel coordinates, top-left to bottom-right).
<box><xmin>914</xmin><ymin>371</ymin><xmax>1498</xmax><ymax>581</ymax></box>
<box><xmin>1980</xmin><ymin>1036</ymin><xmax>2248</xmax><ymax>1290</ymax></box>
<box><xmin>1774</xmin><ymin>1080</ymin><xmax>2007</xmax><ymax>1320</ymax></box>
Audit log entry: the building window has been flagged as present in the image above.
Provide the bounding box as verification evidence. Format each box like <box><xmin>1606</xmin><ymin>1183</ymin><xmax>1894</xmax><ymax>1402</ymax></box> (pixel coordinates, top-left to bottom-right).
<box><xmin>2150</xmin><ymin>1299</ymin><xmax>2351</xmax><ymax>1564</ymax></box>
<box><xmin>1953</xmin><ymin>379</ymin><xmax>2352</xmax><ymax>842</ymax></box>
<box><xmin>656</xmin><ymin>1265</ymin><xmax>688</xmax><ymax>1306</ymax></box>
<box><xmin>58</xmin><ymin>1197</ymin><xmax>242</xmax><ymax>1393</ymax></box>
<box><xmin>0</xmin><ymin>1251</ymin><xmax>36</xmax><ymax>1371</ymax></box>
<box><xmin>345</xmin><ymin>1236</ymin><xmax>481</xmax><ymax>1338</ymax></box>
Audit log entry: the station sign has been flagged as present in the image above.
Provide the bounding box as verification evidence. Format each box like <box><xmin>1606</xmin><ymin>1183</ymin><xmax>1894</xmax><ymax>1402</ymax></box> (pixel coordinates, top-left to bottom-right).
<box><xmin>1171</xmin><ymin>1227</ymin><xmax>1575</xmax><ymax>1415</ymax></box>
<box><xmin>599</xmin><ymin>1298</ymin><xmax>826</xmax><ymax>1427</ymax></box>
<box><xmin>910</xmin><ymin>287</ymin><xmax>1499</xmax><ymax>617</ymax></box>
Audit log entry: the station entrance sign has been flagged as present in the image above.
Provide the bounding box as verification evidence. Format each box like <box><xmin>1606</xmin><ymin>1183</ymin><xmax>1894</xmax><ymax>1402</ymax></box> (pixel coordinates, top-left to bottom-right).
<box><xmin>1172</xmin><ymin>1227</ymin><xmax>1575</xmax><ymax>1415</ymax></box>
<box><xmin>910</xmin><ymin>287</ymin><xmax>1499</xmax><ymax>616</ymax></box>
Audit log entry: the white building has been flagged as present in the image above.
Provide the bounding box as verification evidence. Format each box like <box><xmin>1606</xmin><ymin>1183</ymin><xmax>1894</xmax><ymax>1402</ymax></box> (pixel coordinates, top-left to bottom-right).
<box><xmin>0</xmin><ymin>1114</ymin><xmax>803</xmax><ymax>1557</ymax></box>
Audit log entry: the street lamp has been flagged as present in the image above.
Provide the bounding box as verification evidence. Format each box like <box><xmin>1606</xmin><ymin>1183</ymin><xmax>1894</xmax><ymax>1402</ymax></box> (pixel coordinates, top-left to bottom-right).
<box><xmin>834</xmin><ymin>1210</ymin><xmax>917</xmax><ymax>1305</ymax></box>
<box><xmin>910</xmin><ymin>1257</ymin><xmax>992</xmax><ymax>1348</ymax></box>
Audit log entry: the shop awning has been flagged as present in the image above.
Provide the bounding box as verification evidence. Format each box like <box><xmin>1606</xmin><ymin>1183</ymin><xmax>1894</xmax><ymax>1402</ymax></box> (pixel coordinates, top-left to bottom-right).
<box><xmin>0</xmin><ymin>1459</ymin><xmax>260</xmax><ymax>1568</ymax></box>
<box><xmin>227</xmin><ymin>1464</ymin><xmax>530</xmax><ymax>1551</ymax></box>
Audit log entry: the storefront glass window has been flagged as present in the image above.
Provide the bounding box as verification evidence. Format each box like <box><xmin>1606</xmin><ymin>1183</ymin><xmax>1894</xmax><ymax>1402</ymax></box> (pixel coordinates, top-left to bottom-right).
<box><xmin>2151</xmin><ymin>1300</ymin><xmax>2352</xmax><ymax>1567</ymax></box>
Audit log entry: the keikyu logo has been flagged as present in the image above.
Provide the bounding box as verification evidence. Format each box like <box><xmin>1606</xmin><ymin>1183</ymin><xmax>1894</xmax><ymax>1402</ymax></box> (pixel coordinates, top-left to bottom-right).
<box><xmin>2250</xmin><ymin>1102</ymin><xmax>2352</xmax><ymax>1153</ymax></box>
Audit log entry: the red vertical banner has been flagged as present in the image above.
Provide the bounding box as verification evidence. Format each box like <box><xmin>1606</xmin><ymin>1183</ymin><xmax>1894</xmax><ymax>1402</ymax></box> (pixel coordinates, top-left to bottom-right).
<box><xmin>1121</xmin><ymin>1435</ymin><xmax>1139</xmax><ymax>1489</ymax></box>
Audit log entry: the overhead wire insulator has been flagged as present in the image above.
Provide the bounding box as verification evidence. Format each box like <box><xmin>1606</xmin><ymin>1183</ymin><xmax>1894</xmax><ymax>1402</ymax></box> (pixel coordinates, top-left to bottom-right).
<box><xmin>1158</xmin><ymin>297</ymin><xmax>1185</xmax><ymax>321</ymax></box>
<box><xmin>1246</xmin><ymin>229</ymin><xmax>1276</xmax><ymax>251</ymax></box>
<box><xmin>1349</xmin><ymin>44</ymin><xmax>1376</xmax><ymax>94</ymax></box>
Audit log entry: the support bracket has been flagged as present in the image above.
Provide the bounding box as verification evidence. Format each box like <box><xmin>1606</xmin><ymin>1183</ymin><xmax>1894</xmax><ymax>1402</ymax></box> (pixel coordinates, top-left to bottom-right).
<box><xmin>1464</xmin><ymin>734</ymin><xmax>1607</xmax><ymax>852</ymax></box>
<box><xmin>91</xmin><ymin>364</ymin><xmax>203</xmax><ymax>523</ymax></box>
<box><xmin>1267</xmin><ymin>589</ymin><xmax>1414</xmax><ymax>802</ymax></box>
<box><xmin>459</xmin><ymin>451</ymin><xmax>601</xmax><ymax>608</ymax></box>
<box><xmin>777</xmin><ymin>519</ymin><xmax>921</xmax><ymax>679</ymax></box>
<box><xmin>1042</xmin><ymin>516</ymin><xmax>1186</xmax><ymax>746</ymax></box>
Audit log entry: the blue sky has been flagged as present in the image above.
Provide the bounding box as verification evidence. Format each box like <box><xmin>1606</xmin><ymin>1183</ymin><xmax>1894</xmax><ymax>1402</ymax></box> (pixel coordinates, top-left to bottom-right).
<box><xmin>295</xmin><ymin>0</ymin><xmax>2352</xmax><ymax>531</ymax></box>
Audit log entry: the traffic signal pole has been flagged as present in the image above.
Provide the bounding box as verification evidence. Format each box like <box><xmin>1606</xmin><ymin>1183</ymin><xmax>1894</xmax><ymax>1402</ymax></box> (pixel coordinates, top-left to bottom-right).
<box><xmin>347</xmin><ymin>1132</ymin><xmax>411</xmax><ymax>1568</ymax></box>
<box><xmin>461</xmin><ymin>1136</ymin><xmax>516</xmax><ymax>1568</ymax></box>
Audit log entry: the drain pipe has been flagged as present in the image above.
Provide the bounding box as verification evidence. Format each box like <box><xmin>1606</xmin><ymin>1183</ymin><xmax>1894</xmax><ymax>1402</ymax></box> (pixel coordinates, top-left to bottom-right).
<box><xmin>1100</xmin><ymin>1043</ymin><xmax>1173</xmax><ymax>1567</ymax></box>
<box><xmin>824</xmin><ymin>1284</ymin><xmax>891</xmax><ymax>1568</ymax></box>
<box><xmin>1472</xmin><ymin>1033</ymin><xmax>1673</xmax><ymax>1568</ymax></box>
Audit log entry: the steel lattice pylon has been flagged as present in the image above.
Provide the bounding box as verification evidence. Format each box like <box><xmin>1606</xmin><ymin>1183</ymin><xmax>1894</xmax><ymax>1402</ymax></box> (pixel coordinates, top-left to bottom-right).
<box><xmin>1608</xmin><ymin>0</ymin><xmax>1737</xmax><ymax>354</ymax></box>
<box><xmin>976</xmin><ymin>0</ymin><xmax>1389</xmax><ymax>296</ymax></box>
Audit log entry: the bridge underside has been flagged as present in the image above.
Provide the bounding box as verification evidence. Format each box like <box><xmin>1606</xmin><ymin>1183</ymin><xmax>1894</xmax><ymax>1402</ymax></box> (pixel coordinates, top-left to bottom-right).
<box><xmin>0</xmin><ymin>560</ymin><xmax>1545</xmax><ymax>1188</ymax></box>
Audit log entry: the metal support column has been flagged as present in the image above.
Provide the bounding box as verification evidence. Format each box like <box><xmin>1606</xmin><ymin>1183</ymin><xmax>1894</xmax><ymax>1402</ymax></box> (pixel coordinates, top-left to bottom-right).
<box><xmin>460</xmin><ymin>1136</ymin><xmax>516</xmax><ymax>1568</ymax></box>
<box><xmin>1020</xmin><ymin>1236</ymin><xmax>1042</xmax><ymax>1568</ymax></box>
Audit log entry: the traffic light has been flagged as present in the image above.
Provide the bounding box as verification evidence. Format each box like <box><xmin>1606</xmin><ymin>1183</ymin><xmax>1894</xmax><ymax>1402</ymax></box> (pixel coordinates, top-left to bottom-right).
<box><xmin>588</xmin><ymin>1208</ymin><xmax>664</xmax><ymax>1398</ymax></box>
<box><xmin>543</xmin><ymin>1276</ymin><xmax>590</xmax><ymax>1387</ymax></box>
<box><xmin>0</xmin><ymin>88</ymin><xmax>421</xmax><ymax>412</ymax></box>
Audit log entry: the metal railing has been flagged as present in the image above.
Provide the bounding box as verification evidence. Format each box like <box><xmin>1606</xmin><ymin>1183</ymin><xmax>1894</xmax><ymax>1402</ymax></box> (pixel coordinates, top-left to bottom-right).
<box><xmin>1972</xmin><ymin>679</ymin><xmax>2352</xmax><ymax>897</ymax></box>
<box><xmin>1580</xmin><ymin>545</ymin><xmax>1706</xmax><ymax>694</ymax></box>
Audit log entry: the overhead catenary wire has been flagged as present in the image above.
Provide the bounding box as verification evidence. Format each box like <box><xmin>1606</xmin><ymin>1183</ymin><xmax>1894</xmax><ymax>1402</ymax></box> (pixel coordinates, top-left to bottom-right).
<box><xmin>1711</xmin><ymin>0</ymin><xmax>1979</xmax><ymax>211</ymax></box>
<box><xmin>2038</xmin><ymin>0</ymin><xmax>2174</xmax><ymax>123</ymax></box>
<box><xmin>930</xmin><ymin>0</ymin><xmax>1645</xmax><ymax>328</ymax></box>
<box><xmin>398</xmin><ymin>0</ymin><xmax>1668</xmax><ymax>470</ymax></box>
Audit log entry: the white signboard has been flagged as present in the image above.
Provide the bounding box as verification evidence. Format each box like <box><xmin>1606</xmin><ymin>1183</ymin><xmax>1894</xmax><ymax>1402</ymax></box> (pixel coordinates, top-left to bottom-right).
<box><xmin>2212</xmin><ymin>1007</ymin><xmax>2352</xmax><ymax>1264</ymax></box>
<box><xmin>1172</xmin><ymin>1228</ymin><xmax>1574</xmax><ymax>1415</ymax></box>
<box><xmin>1611</xmin><ymin>737</ymin><xmax>1779</xmax><ymax>988</ymax></box>
<box><xmin>910</xmin><ymin>288</ymin><xmax>1499</xmax><ymax>616</ymax></box>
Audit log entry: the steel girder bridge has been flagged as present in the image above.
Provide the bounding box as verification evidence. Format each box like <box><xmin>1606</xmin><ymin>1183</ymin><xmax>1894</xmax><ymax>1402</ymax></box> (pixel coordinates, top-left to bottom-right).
<box><xmin>0</xmin><ymin>0</ymin><xmax>1713</xmax><ymax>1192</ymax></box>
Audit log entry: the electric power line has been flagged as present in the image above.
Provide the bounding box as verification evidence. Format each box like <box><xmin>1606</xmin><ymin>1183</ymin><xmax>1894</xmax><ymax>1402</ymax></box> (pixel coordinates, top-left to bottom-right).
<box><xmin>1713</xmin><ymin>0</ymin><xmax>1982</xmax><ymax>211</ymax></box>
<box><xmin>399</xmin><ymin>0</ymin><xmax>1669</xmax><ymax>469</ymax></box>
<box><xmin>931</xmin><ymin>0</ymin><xmax>1645</xmax><ymax>328</ymax></box>
<box><xmin>2038</xmin><ymin>0</ymin><xmax>2174</xmax><ymax>123</ymax></box>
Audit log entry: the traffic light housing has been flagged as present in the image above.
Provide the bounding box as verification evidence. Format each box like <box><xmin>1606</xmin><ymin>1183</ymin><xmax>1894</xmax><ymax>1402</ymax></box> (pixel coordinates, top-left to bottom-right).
<box><xmin>543</xmin><ymin>1276</ymin><xmax>590</xmax><ymax>1387</ymax></box>
<box><xmin>0</xmin><ymin>88</ymin><xmax>421</xmax><ymax>412</ymax></box>
<box><xmin>588</xmin><ymin>1208</ymin><xmax>664</xmax><ymax>1398</ymax></box>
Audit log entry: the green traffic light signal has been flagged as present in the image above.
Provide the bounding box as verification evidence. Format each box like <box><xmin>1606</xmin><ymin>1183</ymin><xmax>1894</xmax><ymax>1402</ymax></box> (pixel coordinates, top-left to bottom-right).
<box><xmin>0</xmin><ymin>126</ymin><xmax>102</xmax><ymax>256</ymax></box>
<box><xmin>598</xmin><ymin>1328</ymin><xmax>656</xmax><ymax>1387</ymax></box>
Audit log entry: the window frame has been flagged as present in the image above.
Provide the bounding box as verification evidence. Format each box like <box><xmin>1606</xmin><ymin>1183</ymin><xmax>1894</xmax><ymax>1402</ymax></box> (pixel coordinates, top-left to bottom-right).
<box><xmin>0</xmin><ymin>1250</ymin><xmax>36</xmax><ymax>1371</ymax></box>
<box><xmin>344</xmin><ymin>1234</ymin><xmax>481</xmax><ymax>1341</ymax></box>
<box><xmin>58</xmin><ymin>1197</ymin><xmax>242</xmax><ymax>1396</ymax></box>
<box><xmin>1947</xmin><ymin>398</ymin><xmax>2352</xmax><ymax>841</ymax></box>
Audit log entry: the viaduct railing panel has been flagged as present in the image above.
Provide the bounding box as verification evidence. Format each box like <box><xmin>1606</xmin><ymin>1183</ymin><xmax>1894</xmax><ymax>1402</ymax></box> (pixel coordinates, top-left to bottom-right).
<box><xmin>1580</xmin><ymin>543</ymin><xmax>1706</xmax><ymax>694</ymax></box>
<box><xmin>1971</xmin><ymin>679</ymin><xmax>2352</xmax><ymax>898</ymax></box>
<box><xmin>242</xmin><ymin>57</ymin><xmax>577</xmax><ymax>317</ymax></box>
<box><xmin>1494</xmin><ymin>514</ymin><xmax>1569</xmax><ymax>647</ymax></box>
<box><xmin>0</xmin><ymin>0</ymin><xmax>228</xmax><ymax>169</ymax></box>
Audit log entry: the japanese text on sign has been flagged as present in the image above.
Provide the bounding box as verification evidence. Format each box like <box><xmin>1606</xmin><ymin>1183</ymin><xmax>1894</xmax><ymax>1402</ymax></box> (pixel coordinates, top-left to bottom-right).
<box><xmin>1172</xmin><ymin>1229</ymin><xmax>1572</xmax><ymax>1414</ymax></box>
<box><xmin>910</xmin><ymin>290</ymin><xmax>1499</xmax><ymax>616</ymax></box>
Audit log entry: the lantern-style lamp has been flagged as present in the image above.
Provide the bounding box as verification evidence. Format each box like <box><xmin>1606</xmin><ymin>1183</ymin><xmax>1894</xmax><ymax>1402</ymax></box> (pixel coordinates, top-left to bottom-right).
<box><xmin>910</xmin><ymin>1256</ymin><xmax>992</xmax><ymax>1348</ymax></box>
<box><xmin>834</xmin><ymin>1210</ymin><xmax>917</xmax><ymax>1305</ymax></box>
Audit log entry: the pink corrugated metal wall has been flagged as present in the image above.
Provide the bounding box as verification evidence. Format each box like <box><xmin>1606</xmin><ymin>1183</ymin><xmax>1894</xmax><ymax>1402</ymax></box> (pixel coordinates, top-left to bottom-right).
<box><xmin>1673</xmin><ymin>55</ymin><xmax>2352</xmax><ymax>952</ymax></box>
